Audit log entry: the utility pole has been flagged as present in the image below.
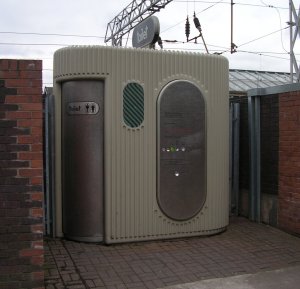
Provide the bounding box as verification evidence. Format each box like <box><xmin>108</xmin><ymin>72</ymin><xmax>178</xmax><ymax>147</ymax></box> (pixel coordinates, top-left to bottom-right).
<box><xmin>105</xmin><ymin>0</ymin><xmax>173</xmax><ymax>46</ymax></box>
<box><xmin>231</xmin><ymin>0</ymin><xmax>237</xmax><ymax>53</ymax></box>
<box><xmin>289</xmin><ymin>0</ymin><xmax>300</xmax><ymax>82</ymax></box>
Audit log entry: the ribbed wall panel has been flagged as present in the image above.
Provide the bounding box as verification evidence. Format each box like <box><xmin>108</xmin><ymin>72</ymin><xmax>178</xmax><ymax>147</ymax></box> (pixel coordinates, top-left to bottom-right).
<box><xmin>54</xmin><ymin>46</ymin><xmax>229</xmax><ymax>243</ymax></box>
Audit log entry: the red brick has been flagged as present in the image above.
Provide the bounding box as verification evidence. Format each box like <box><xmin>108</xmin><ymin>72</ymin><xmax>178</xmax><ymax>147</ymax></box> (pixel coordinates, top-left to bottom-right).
<box><xmin>18</xmin><ymin>119</ymin><xmax>42</xmax><ymax>128</ymax></box>
<box><xmin>31</xmin><ymin>127</ymin><xmax>43</xmax><ymax>136</ymax></box>
<box><xmin>280</xmin><ymin>109</ymin><xmax>300</xmax><ymax>121</ymax></box>
<box><xmin>5</xmin><ymin>95</ymin><xmax>42</xmax><ymax>104</ymax></box>
<box><xmin>0</xmin><ymin>59</ymin><xmax>9</xmax><ymax>70</ymax></box>
<box><xmin>31</xmin><ymin>224</ymin><xmax>43</xmax><ymax>234</ymax></box>
<box><xmin>19</xmin><ymin>152</ymin><xmax>43</xmax><ymax>160</ymax></box>
<box><xmin>280</xmin><ymin>121</ymin><xmax>298</xmax><ymax>131</ymax></box>
<box><xmin>20</xmin><ymin>248</ymin><xmax>43</xmax><ymax>257</ymax></box>
<box><xmin>31</xmin><ymin>144</ymin><xmax>43</xmax><ymax>152</ymax></box>
<box><xmin>30</xmin><ymin>192</ymin><xmax>43</xmax><ymax>202</ymax></box>
<box><xmin>30</xmin><ymin>177</ymin><xmax>43</xmax><ymax>185</ymax></box>
<box><xmin>30</xmin><ymin>208</ymin><xmax>43</xmax><ymax>218</ymax></box>
<box><xmin>5</xmin><ymin>95</ymin><xmax>32</xmax><ymax>104</ymax></box>
<box><xmin>17</xmin><ymin>87</ymin><xmax>42</xmax><ymax>95</ymax></box>
<box><xmin>279</xmin><ymin>143</ymin><xmax>300</xmax><ymax>153</ymax></box>
<box><xmin>32</xmin><ymin>240</ymin><xmax>43</xmax><ymax>249</ymax></box>
<box><xmin>19</xmin><ymin>60</ymin><xmax>42</xmax><ymax>71</ymax></box>
<box><xmin>31</xmin><ymin>271</ymin><xmax>44</xmax><ymax>281</ymax></box>
<box><xmin>18</xmin><ymin>134</ymin><xmax>42</xmax><ymax>144</ymax></box>
<box><xmin>5</xmin><ymin>78</ymin><xmax>38</xmax><ymax>88</ymax></box>
<box><xmin>20</xmin><ymin>70</ymin><xmax>42</xmax><ymax>79</ymax></box>
<box><xmin>31</xmin><ymin>160</ymin><xmax>43</xmax><ymax>169</ymax></box>
<box><xmin>17</xmin><ymin>135</ymin><xmax>34</xmax><ymax>144</ymax></box>
<box><xmin>280</xmin><ymin>93</ymin><xmax>298</xmax><ymax>100</ymax></box>
<box><xmin>0</xmin><ymin>70</ymin><xmax>19</xmax><ymax>79</ymax></box>
<box><xmin>8</xmin><ymin>59</ymin><xmax>18</xmax><ymax>70</ymax></box>
<box><xmin>280</xmin><ymin>177</ymin><xmax>300</xmax><ymax>187</ymax></box>
<box><xmin>280</xmin><ymin>91</ymin><xmax>300</xmax><ymax>99</ymax></box>
<box><xmin>31</xmin><ymin>256</ymin><xmax>44</xmax><ymax>266</ymax></box>
<box><xmin>31</xmin><ymin>95</ymin><xmax>42</xmax><ymax>103</ymax></box>
<box><xmin>19</xmin><ymin>168</ymin><xmax>42</xmax><ymax>177</ymax></box>
<box><xmin>280</xmin><ymin>134</ymin><xmax>300</xmax><ymax>142</ymax></box>
<box><xmin>6</xmin><ymin>111</ymin><xmax>31</xmax><ymax>120</ymax></box>
<box><xmin>31</xmin><ymin>111</ymin><xmax>43</xmax><ymax>119</ymax></box>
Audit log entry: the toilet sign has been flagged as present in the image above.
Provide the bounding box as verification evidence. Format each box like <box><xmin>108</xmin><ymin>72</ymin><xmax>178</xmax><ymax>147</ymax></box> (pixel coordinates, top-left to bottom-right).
<box><xmin>67</xmin><ymin>101</ymin><xmax>99</xmax><ymax>115</ymax></box>
<box><xmin>132</xmin><ymin>16</ymin><xmax>160</xmax><ymax>48</ymax></box>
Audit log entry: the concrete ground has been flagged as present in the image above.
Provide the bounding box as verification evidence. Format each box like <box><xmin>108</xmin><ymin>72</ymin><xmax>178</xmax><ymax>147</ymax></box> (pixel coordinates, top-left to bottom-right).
<box><xmin>44</xmin><ymin>217</ymin><xmax>300</xmax><ymax>289</ymax></box>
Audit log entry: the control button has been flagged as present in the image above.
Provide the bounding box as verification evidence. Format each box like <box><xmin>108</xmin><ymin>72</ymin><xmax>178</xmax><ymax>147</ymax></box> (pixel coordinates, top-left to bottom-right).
<box><xmin>181</xmin><ymin>147</ymin><xmax>186</xmax><ymax>152</ymax></box>
<box><xmin>174</xmin><ymin>171</ymin><xmax>180</xmax><ymax>177</ymax></box>
<box><xmin>162</xmin><ymin>148</ymin><xmax>166</xmax><ymax>152</ymax></box>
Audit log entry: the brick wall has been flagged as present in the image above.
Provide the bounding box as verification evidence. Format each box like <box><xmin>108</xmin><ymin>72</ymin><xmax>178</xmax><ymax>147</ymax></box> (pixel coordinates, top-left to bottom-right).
<box><xmin>0</xmin><ymin>60</ymin><xmax>44</xmax><ymax>289</ymax></box>
<box><xmin>278</xmin><ymin>90</ymin><xmax>300</xmax><ymax>236</ymax></box>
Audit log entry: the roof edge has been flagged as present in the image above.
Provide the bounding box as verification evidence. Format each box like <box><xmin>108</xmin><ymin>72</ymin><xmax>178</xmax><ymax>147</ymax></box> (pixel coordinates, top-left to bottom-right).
<box><xmin>248</xmin><ymin>83</ymin><xmax>300</xmax><ymax>97</ymax></box>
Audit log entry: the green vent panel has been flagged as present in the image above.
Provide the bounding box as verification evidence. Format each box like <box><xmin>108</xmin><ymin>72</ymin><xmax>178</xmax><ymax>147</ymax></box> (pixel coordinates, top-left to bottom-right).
<box><xmin>123</xmin><ymin>83</ymin><xmax>144</xmax><ymax>128</ymax></box>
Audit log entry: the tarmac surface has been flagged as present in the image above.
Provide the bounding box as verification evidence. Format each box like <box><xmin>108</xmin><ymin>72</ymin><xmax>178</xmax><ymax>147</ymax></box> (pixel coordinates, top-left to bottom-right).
<box><xmin>45</xmin><ymin>217</ymin><xmax>300</xmax><ymax>289</ymax></box>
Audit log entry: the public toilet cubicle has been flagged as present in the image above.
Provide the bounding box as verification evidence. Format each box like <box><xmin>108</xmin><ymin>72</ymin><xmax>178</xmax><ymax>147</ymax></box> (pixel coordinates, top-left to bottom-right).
<box><xmin>53</xmin><ymin>46</ymin><xmax>229</xmax><ymax>244</ymax></box>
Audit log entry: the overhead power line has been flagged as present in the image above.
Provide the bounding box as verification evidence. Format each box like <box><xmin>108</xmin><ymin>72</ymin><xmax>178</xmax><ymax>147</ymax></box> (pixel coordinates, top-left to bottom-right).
<box><xmin>238</xmin><ymin>50</ymin><xmax>290</xmax><ymax>61</ymax></box>
<box><xmin>164</xmin><ymin>46</ymin><xmax>291</xmax><ymax>61</ymax></box>
<box><xmin>162</xmin><ymin>0</ymin><xmax>289</xmax><ymax>35</ymax></box>
<box><xmin>0</xmin><ymin>42</ymin><xmax>68</xmax><ymax>46</ymax></box>
<box><xmin>238</xmin><ymin>26</ymin><xmax>289</xmax><ymax>48</ymax></box>
<box><xmin>0</xmin><ymin>31</ymin><xmax>104</xmax><ymax>39</ymax></box>
<box><xmin>0</xmin><ymin>25</ymin><xmax>289</xmax><ymax>53</ymax></box>
<box><xmin>173</xmin><ymin>1</ymin><xmax>288</xmax><ymax>10</ymax></box>
<box><xmin>161</xmin><ymin>24</ymin><xmax>290</xmax><ymax>56</ymax></box>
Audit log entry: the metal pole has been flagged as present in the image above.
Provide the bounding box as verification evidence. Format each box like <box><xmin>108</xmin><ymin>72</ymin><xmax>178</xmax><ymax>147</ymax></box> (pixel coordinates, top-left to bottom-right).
<box><xmin>248</xmin><ymin>95</ymin><xmax>261</xmax><ymax>222</ymax></box>
<box><xmin>254</xmin><ymin>96</ymin><xmax>261</xmax><ymax>222</ymax></box>
<box><xmin>43</xmin><ymin>92</ymin><xmax>55</xmax><ymax>237</ymax></box>
<box><xmin>248</xmin><ymin>96</ymin><xmax>255</xmax><ymax>220</ymax></box>
<box><xmin>44</xmin><ymin>94</ymin><xmax>50</xmax><ymax>235</ymax></box>
<box><xmin>231</xmin><ymin>0</ymin><xmax>234</xmax><ymax>53</ymax></box>
<box><xmin>201</xmin><ymin>35</ymin><xmax>209</xmax><ymax>54</ymax></box>
<box><xmin>229</xmin><ymin>103</ymin><xmax>233</xmax><ymax>213</ymax></box>
<box><xmin>232</xmin><ymin>103</ymin><xmax>240</xmax><ymax>215</ymax></box>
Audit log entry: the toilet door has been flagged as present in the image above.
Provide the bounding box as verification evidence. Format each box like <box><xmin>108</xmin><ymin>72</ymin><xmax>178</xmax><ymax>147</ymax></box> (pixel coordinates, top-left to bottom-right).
<box><xmin>62</xmin><ymin>80</ymin><xmax>104</xmax><ymax>242</ymax></box>
<box><xmin>157</xmin><ymin>80</ymin><xmax>206</xmax><ymax>220</ymax></box>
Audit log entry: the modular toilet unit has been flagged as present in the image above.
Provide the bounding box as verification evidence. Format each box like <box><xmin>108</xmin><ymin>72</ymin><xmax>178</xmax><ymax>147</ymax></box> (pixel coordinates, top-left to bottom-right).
<box><xmin>53</xmin><ymin>46</ymin><xmax>229</xmax><ymax>244</ymax></box>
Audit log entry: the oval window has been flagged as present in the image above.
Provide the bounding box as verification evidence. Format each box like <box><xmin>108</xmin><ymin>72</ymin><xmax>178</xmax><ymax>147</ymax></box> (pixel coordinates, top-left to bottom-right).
<box><xmin>157</xmin><ymin>80</ymin><xmax>206</xmax><ymax>221</ymax></box>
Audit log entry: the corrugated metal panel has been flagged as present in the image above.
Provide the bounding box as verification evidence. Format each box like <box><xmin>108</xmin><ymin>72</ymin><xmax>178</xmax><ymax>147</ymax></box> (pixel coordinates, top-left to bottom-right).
<box><xmin>53</xmin><ymin>46</ymin><xmax>229</xmax><ymax>243</ymax></box>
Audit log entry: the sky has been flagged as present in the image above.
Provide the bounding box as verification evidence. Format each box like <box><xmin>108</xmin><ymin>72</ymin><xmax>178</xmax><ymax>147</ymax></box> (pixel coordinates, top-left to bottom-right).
<box><xmin>0</xmin><ymin>0</ymin><xmax>299</xmax><ymax>87</ymax></box>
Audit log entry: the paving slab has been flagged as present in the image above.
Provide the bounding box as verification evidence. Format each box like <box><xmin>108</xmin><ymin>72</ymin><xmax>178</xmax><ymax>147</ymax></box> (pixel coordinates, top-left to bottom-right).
<box><xmin>45</xmin><ymin>217</ymin><xmax>300</xmax><ymax>289</ymax></box>
<box><xmin>159</xmin><ymin>266</ymin><xmax>300</xmax><ymax>289</ymax></box>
